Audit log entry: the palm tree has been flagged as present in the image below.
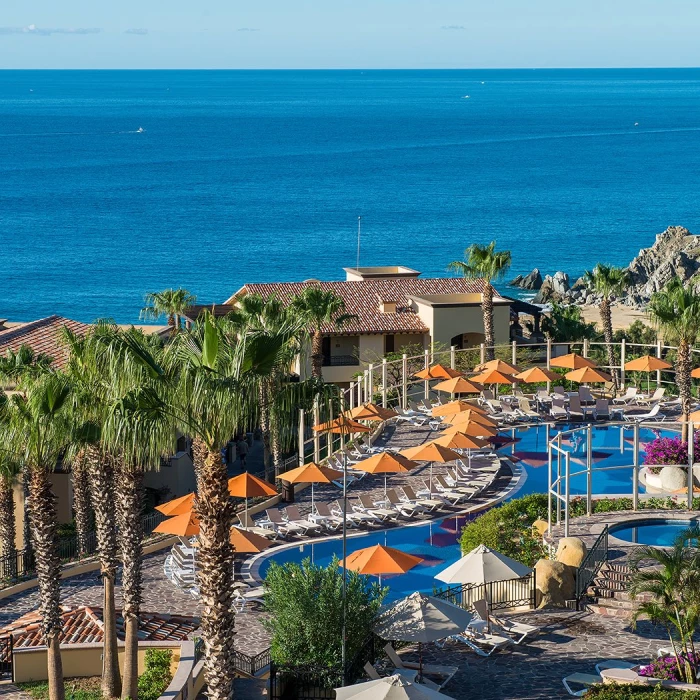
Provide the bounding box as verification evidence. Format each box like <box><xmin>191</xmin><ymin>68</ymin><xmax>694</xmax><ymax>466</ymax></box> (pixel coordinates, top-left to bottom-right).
<box><xmin>140</xmin><ymin>288</ymin><xmax>197</xmax><ymax>333</ymax></box>
<box><xmin>0</xmin><ymin>345</ymin><xmax>53</xmax><ymax>386</ymax></box>
<box><xmin>648</xmin><ymin>279</ymin><xmax>700</xmax><ymax>435</ymax></box>
<box><xmin>448</xmin><ymin>241</ymin><xmax>512</xmax><ymax>361</ymax></box>
<box><xmin>0</xmin><ymin>393</ymin><xmax>19</xmax><ymax>558</ymax></box>
<box><xmin>291</xmin><ymin>287</ymin><xmax>356</xmax><ymax>379</ymax></box>
<box><xmin>61</xmin><ymin>326</ymin><xmax>122</xmax><ymax>698</ymax></box>
<box><xmin>7</xmin><ymin>373</ymin><xmax>72</xmax><ymax>700</ymax></box>
<box><xmin>629</xmin><ymin>527</ymin><xmax>700</xmax><ymax>683</ymax></box>
<box><xmin>583</xmin><ymin>264</ymin><xmax>630</xmax><ymax>390</ymax></box>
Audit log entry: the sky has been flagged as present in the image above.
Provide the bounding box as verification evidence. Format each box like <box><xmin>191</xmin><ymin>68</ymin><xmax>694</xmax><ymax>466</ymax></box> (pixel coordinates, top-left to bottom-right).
<box><xmin>2</xmin><ymin>0</ymin><xmax>700</xmax><ymax>69</ymax></box>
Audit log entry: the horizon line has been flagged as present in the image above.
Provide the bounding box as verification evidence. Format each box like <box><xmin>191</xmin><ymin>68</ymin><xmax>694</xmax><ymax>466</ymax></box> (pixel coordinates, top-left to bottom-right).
<box><xmin>2</xmin><ymin>66</ymin><xmax>700</xmax><ymax>71</ymax></box>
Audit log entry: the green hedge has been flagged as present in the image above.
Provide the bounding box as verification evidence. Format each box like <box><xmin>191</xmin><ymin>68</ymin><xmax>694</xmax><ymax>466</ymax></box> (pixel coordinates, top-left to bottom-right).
<box><xmin>138</xmin><ymin>648</ymin><xmax>173</xmax><ymax>700</ymax></box>
<box><xmin>587</xmin><ymin>684</ymin><xmax>700</xmax><ymax>698</ymax></box>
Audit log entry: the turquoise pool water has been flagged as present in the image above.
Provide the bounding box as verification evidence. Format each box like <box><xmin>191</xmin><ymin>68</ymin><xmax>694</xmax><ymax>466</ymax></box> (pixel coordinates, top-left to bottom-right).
<box><xmin>259</xmin><ymin>423</ymin><xmax>682</xmax><ymax>598</ymax></box>
<box><xmin>610</xmin><ymin>519</ymin><xmax>700</xmax><ymax>547</ymax></box>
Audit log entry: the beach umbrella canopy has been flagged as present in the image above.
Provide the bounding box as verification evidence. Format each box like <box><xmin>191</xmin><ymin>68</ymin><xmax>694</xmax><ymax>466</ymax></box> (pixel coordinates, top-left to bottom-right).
<box><xmin>692</xmin><ymin>368</ymin><xmax>700</xmax><ymax>379</ymax></box>
<box><xmin>431</xmin><ymin>400</ymin><xmax>486</xmax><ymax>417</ymax></box>
<box><xmin>277</xmin><ymin>462</ymin><xmax>344</xmax><ymax>510</ymax></box>
<box><xmin>192</xmin><ymin>526</ymin><xmax>272</xmax><ymax>553</ymax></box>
<box><xmin>549</xmin><ymin>353</ymin><xmax>597</xmax><ymax>370</ymax></box>
<box><xmin>373</xmin><ymin>592</ymin><xmax>473</xmax><ymax>644</ymax></box>
<box><xmin>434</xmin><ymin>544</ymin><xmax>532</xmax><ymax>585</ymax></box>
<box><xmin>154</xmin><ymin>510</ymin><xmax>200</xmax><ymax>537</ymax></box>
<box><xmin>689</xmin><ymin>410</ymin><xmax>700</xmax><ymax>424</ymax></box>
<box><xmin>441</xmin><ymin>410</ymin><xmax>498</xmax><ymax>428</ymax></box>
<box><xmin>156</xmin><ymin>492</ymin><xmax>195</xmax><ymax>517</ymax></box>
<box><xmin>339</xmin><ymin>544</ymin><xmax>423</xmax><ymax>576</ymax></box>
<box><xmin>430</xmin><ymin>433</ymin><xmax>489</xmax><ymax>451</ymax></box>
<box><xmin>565</xmin><ymin>367</ymin><xmax>612</xmax><ymax>384</ymax></box>
<box><xmin>471</xmin><ymin>369</ymin><xmax>519</xmax><ymax>385</ymax></box>
<box><xmin>313</xmin><ymin>415</ymin><xmax>372</xmax><ymax>434</ymax></box>
<box><xmin>335</xmin><ymin>675</ymin><xmax>454</xmax><ymax>700</ymax></box>
<box><xmin>399</xmin><ymin>443</ymin><xmax>461</xmax><ymax>463</ymax></box>
<box><xmin>228</xmin><ymin>472</ymin><xmax>278</xmax><ymax>524</ymax></box>
<box><xmin>346</xmin><ymin>403</ymin><xmax>399</xmax><ymax>421</ymax></box>
<box><xmin>350</xmin><ymin>451</ymin><xmax>418</xmax><ymax>496</ymax></box>
<box><xmin>473</xmin><ymin>359</ymin><xmax>520</xmax><ymax>375</ymax></box>
<box><xmin>514</xmin><ymin>367</ymin><xmax>561</xmax><ymax>383</ymax></box>
<box><xmin>439</xmin><ymin>421</ymin><xmax>497</xmax><ymax>439</ymax></box>
<box><xmin>414</xmin><ymin>364</ymin><xmax>462</xmax><ymax>380</ymax></box>
<box><xmin>432</xmin><ymin>377</ymin><xmax>484</xmax><ymax>394</ymax></box>
<box><xmin>625</xmin><ymin>355</ymin><xmax>672</xmax><ymax>372</ymax></box>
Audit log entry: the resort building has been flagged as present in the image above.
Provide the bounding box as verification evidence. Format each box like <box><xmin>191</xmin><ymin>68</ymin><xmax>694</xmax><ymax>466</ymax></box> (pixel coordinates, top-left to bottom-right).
<box><xmin>187</xmin><ymin>266</ymin><xmax>514</xmax><ymax>387</ymax></box>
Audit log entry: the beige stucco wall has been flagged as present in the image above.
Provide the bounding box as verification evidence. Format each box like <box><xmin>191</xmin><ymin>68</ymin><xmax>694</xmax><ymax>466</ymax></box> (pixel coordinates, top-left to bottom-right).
<box><xmin>13</xmin><ymin>643</ymin><xmax>182</xmax><ymax>684</ymax></box>
<box><xmin>427</xmin><ymin>304</ymin><xmax>510</xmax><ymax>349</ymax></box>
<box><xmin>144</xmin><ymin>452</ymin><xmax>197</xmax><ymax>500</ymax></box>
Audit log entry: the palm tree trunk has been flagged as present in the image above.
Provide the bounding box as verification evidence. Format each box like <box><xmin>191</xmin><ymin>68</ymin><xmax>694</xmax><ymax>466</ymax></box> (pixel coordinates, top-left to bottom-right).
<box><xmin>677</xmin><ymin>340</ymin><xmax>692</xmax><ymax>442</ymax></box>
<box><xmin>311</xmin><ymin>330</ymin><xmax>324</xmax><ymax>379</ymax></box>
<box><xmin>27</xmin><ymin>467</ymin><xmax>65</xmax><ymax>700</ymax></box>
<box><xmin>86</xmin><ymin>447</ymin><xmax>121</xmax><ymax>699</ymax></box>
<box><xmin>600</xmin><ymin>298</ymin><xmax>618</xmax><ymax>391</ymax></box>
<box><xmin>195</xmin><ymin>448</ymin><xmax>236</xmax><ymax>700</ymax></box>
<box><xmin>482</xmin><ymin>286</ymin><xmax>496</xmax><ymax>361</ymax></box>
<box><xmin>71</xmin><ymin>450</ymin><xmax>92</xmax><ymax>557</ymax></box>
<box><xmin>259</xmin><ymin>384</ymin><xmax>272</xmax><ymax>480</ymax></box>
<box><xmin>0</xmin><ymin>473</ymin><xmax>15</xmax><ymax>558</ymax></box>
<box><xmin>270</xmin><ymin>418</ymin><xmax>283</xmax><ymax>479</ymax></box>
<box><xmin>116</xmin><ymin>461</ymin><xmax>144</xmax><ymax>700</ymax></box>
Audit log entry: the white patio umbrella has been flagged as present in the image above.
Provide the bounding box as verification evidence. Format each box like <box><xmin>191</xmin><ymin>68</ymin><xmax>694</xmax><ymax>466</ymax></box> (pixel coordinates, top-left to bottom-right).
<box><xmin>335</xmin><ymin>675</ymin><xmax>454</xmax><ymax>700</ymax></box>
<box><xmin>373</xmin><ymin>592</ymin><xmax>473</xmax><ymax>679</ymax></box>
<box><xmin>434</xmin><ymin>544</ymin><xmax>532</xmax><ymax>586</ymax></box>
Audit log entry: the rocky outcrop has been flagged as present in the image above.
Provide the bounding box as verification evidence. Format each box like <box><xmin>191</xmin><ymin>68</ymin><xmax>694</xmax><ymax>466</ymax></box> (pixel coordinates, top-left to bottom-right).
<box><xmin>533</xmin><ymin>271</ymin><xmax>570</xmax><ymax>304</ymax></box>
<box><xmin>535</xmin><ymin>559</ymin><xmax>575</xmax><ymax>608</ymax></box>
<box><xmin>509</xmin><ymin>268</ymin><xmax>543</xmax><ymax>290</ymax></box>
<box><xmin>556</xmin><ymin>537</ymin><xmax>587</xmax><ymax>568</ymax></box>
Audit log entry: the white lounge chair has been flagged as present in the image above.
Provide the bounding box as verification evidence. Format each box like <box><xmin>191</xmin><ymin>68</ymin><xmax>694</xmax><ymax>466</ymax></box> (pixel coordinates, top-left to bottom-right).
<box><xmin>569</xmin><ymin>396</ymin><xmax>585</xmax><ymax>421</ymax></box>
<box><xmin>418</xmin><ymin>479</ymin><xmax>465</xmax><ymax>506</ymax></box>
<box><xmin>357</xmin><ymin>494</ymin><xmax>400</xmax><ymax>521</ymax></box>
<box><xmin>330</xmin><ymin>500</ymin><xmax>378</xmax><ymax>525</ymax></box>
<box><xmin>260</xmin><ymin>508</ymin><xmax>303</xmax><ymax>536</ymax></box>
<box><xmin>594</xmin><ymin>660</ymin><xmax>637</xmax><ymax>675</ymax></box>
<box><xmin>400</xmin><ymin>485</ymin><xmax>443</xmax><ymax>512</ymax></box>
<box><xmin>550</xmin><ymin>398</ymin><xmax>568</xmax><ymax>420</ymax></box>
<box><xmin>623</xmin><ymin>403</ymin><xmax>667</xmax><ymax>422</ymax></box>
<box><xmin>385</xmin><ymin>489</ymin><xmax>426</xmax><ymax>517</ymax></box>
<box><xmin>637</xmin><ymin>387</ymin><xmax>666</xmax><ymax>405</ymax></box>
<box><xmin>613</xmin><ymin>387</ymin><xmax>638</xmax><ymax>405</ymax></box>
<box><xmin>517</xmin><ymin>398</ymin><xmax>541</xmax><ymax>421</ymax></box>
<box><xmin>594</xmin><ymin>398</ymin><xmax>610</xmax><ymax>420</ymax></box>
<box><xmin>562</xmin><ymin>672</ymin><xmax>601</xmax><ymax>697</ymax></box>
<box><xmin>233</xmin><ymin>587</ymin><xmax>265</xmax><ymax>612</ymax></box>
<box><xmin>472</xmin><ymin>600</ymin><xmax>540</xmax><ymax>645</ymax></box>
<box><xmin>383</xmin><ymin>644</ymin><xmax>457</xmax><ymax>686</ymax></box>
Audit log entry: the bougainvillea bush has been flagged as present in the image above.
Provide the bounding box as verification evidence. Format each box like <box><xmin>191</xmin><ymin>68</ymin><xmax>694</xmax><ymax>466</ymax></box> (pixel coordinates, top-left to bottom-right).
<box><xmin>643</xmin><ymin>434</ymin><xmax>700</xmax><ymax>474</ymax></box>
<box><xmin>638</xmin><ymin>652</ymin><xmax>700</xmax><ymax>682</ymax></box>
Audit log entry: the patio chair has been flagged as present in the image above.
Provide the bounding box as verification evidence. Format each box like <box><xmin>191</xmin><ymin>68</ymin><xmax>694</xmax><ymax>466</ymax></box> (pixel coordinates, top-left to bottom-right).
<box><xmin>400</xmin><ymin>484</ymin><xmax>444</xmax><ymax>512</ymax></box>
<box><xmin>550</xmin><ymin>398</ymin><xmax>568</xmax><ymax>420</ymax></box>
<box><xmin>578</xmin><ymin>386</ymin><xmax>595</xmax><ymax>406</ymax></box>
<box><xmin>385</xmin><ymin>489</ymin><xmax>426</xmax><ymax>517</ymax></box>
<box><xmin>281</xmin><ymin>505</ymin><xmax>324</xmax><ymax>535</ymax></box>
<box><xmin>418</xmin><ymin>479</ymin><xmax>465</xmax><ymax>506</ymax></box>
<box><xmin>623</xmin><ymin>403</ymin><xmax>667</xmax><ymax>422</ymax></box>
<box><xmin>594</xmin><ymin>660</ymin><xmax>637</xmax><ymax>675</ymax></box>
<box><xmin>568</xmin><ymin>396</ymin><xmax>585</xmax><ymax>421</ymax></box>
<box><xmin>237</xmin><ymin>513</ymin><xmax>278</xmax><ymax>539</ymax></box>
<box><xmin>330</xmin><ymin>500</ymin><xmax>379</xmax><ymax>525</ymax></box>
<box><xmin>536</xmin><ymin>388</ymin><xmax>552</xmax><ymax>407</ymax></box>
<box><xmin>357</xmin><ymin>494</ymin><xmax>400</xmax><ymax>521</ymax></box>
<box><xmin>473</xmin><ymin>597</ymin><xmax>541</xmax><ymax>644</ymax></box>
<box><xmin>479</xmin><ymin>389</ymin><xmax>495</xmax><ymax>405</ymax></box>
<box><xmin>562</xmin><ymin>672</ymin><xmax>602</xmax><ymax>697</ymax></box>
<box><xmin>498</xmin><ymin>400</ymin><xmax>525</xmax><ymax>423</ymax></box>
<box><xmin>594</xmin><ymin>398</ymin><xmax>611</xmax><ymax>420</ymax></box>
<box><xmin>233</xmin><ymin>587</ymin><xmax>265</xmax><ymax>612</ymax></box>
<box><xmin>612</xmin><ymin>387</ymin><xmax>638</xmax><ymax>405</ymax></box>
<box><xmin>552</xmin><ymin>385</ymin><xmax>567</xmax><ymax>398</ymax></box>
<box><xmin>517</xmin><ymin>398</ymin><xmax>541</xmax><ymax>421</ymax></box>
<box><xmin>637</xmin><ymin>387</ymin><xmax>666</xmax><ymax>405</ymax></box>
<box><xmin>418</xmin><ymin>398</ymin><xmax>434</xmax><ymax>413</ymax></box>
<box><xmin>309</xmin><ymin>502</ymin><xmax>344</xmax><ymax>531</ymax></box>
<box><xmin>363</xmin><ymin>662</ymin><xmax>382</xmax><ymax>681</ymax></box>
<box><xmin>261</xmin><ymin>508</ymin><xmax>304</xmax><ymax>537</ymax></box>
<box><xmin>383</xmin><ymin>644</ymin><xmax>458</xmax><ymax>685</ymax></box>
<box><xmin>436</xmin><ymin>474</ymin><xmax>479</xmax><ymax>497</ymax></box>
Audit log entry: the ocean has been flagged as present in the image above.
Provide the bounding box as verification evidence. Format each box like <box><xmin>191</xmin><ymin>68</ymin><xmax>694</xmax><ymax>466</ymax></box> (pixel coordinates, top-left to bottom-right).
<box><xmin>3</xmin><ymin>68</ymin><xmax>700</xmax><ymax>324</ymax></box>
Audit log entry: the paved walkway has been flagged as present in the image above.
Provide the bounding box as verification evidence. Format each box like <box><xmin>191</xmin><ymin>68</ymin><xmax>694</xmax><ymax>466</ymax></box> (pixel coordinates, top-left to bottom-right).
<box><xmin>0</xmin><ymin>684</ymin><xmax>30</xmax><ymax>700</ymax></box>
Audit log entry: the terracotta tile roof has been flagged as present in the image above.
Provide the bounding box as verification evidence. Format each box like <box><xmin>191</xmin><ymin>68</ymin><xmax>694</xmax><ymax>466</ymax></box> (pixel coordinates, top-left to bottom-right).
<box><xmin>0</xmin><ymin>316</ymin><xmax>91</xmax><ymax>370</ymax></box>
<box><xmin>0</xmin><ymin>606</ymin><xmax>199</xmax><ymax>650</ymax></box>
<box><xmin>222</xmin><ymin>278</ymin><xmax>493</xmax><ymax>335</ymax></box>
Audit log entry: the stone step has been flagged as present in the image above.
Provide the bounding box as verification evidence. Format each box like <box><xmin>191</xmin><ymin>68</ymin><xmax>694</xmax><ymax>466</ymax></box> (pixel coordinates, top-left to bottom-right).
<box><xmin>582</xmin><ymin>602</ymin><xmax>633</xmax><ymax>619</ymax></box>
<box><xmin>592</xmin><ymin>577</ymin><xmax>627</xmax><ymax>591</ymax></box>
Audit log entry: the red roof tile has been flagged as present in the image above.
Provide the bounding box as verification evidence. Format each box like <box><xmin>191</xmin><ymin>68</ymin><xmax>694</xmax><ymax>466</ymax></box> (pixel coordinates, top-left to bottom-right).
<box><xmin>0</xmin><ymin>606</ymin><xmax>199</xmax><ymax>651</ymax></box>
<box><xmin>223</xmin><ymin>278</ymin><xmax>492</xmax><ymax>335</ymax></box>
<box><xmin>0</xmin><ymin>316</ymin><xmax>91</xmax><ymax>370</ymax></box>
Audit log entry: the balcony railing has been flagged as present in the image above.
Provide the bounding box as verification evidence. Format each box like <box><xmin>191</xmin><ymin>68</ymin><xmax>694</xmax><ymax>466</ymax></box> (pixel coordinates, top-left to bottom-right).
<box><xmin>322</xmin><ymin>355</ymin><xmax>359</xmax><ymax>367</ymax></box>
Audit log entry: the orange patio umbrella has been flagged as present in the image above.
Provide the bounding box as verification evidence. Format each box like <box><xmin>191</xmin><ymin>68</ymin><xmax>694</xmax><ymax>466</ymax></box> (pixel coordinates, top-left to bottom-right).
<box><xmin>156</xmin><ymin>492</ymin><xmax>195</xmax><ymax>517</ymax></box>
<box><xmin>228</xmin><ymin>472</ymin><xmax>277</xmax><ymax>524</ymax></box>
<box><xmin>473</xmin><ymin>359</ymin><xmax>520</xmax><ymax>375</ymax></box>
<box><xmin>414</xmin><ymin>364</ymin><xmax>463</xmax><ymax>380</ymax></box>
<box><xmin>471</xmin><ymin>368</ymin><xmax>519</xmax><ymax>386</ymax></box>
<box><xmin>346</xmin><ymin>403</ymin><xmax>399</xmax><ymax>421</ymax></box>
<box><xmin>351</xmin><ymin>451</ymin><xmax>418</xmax><ymax>496</ymax></box>
<box><xmin>440</xmin><ymin>421</ymin><xmax>497</xmax><ymax>439</ymax></box>
<box><xmin>692</xmin><ymin>368</ymin><xmax>700</xmax><ymax>379</ymax></box>
<box><xmin>431</xmin><ymin>433</ymin><xmax>489</xmax><ymax>451</ymax></box>
<box><xmin>191</xmin><ymin>526</ymin><xmax>272</xmax><ymax>553</ymax></box>
<box><xmin>400</xmin><ymin>442</ymin><xmax>462</xmax><ymax>491</ymax></box>
<box><xmin>549</xmin><ymin>353</ymin><xmax>597</xmax><ymax>370</ymax></box>
<box><xmin>625</xmin><ymin>355</ymin><xmax>673</xmax><ymax>393</ymax></box>
<box><xmin>313</xmin><ymin>415</ymin><xmax>372</xmax><ymax>434</ymax></box>
<box><xmin>154</xmin><ymin>510</ymin><xmax>200</xmax><ymax>538</ymax></box>
<box><xmin>515</xmin><ymin>367</ymin><xmax>561</xmax><ymax>383</ymax></box>
<box><xmin>565</xmin><ymin>367</ymin><xmax>612</xmax><ymax>384</ymax></box>
<box><xmin>339</xmin><ymin>544</ymin><xmax>423</xmax><ymax>586</ymax></box>
<box><xmin>277</xmin><ymin>461</ymin><xmax>344</xmax><ymax>511</ymax></box>
<box><xmin>432</xmin><ymin>377</ymin><xmax>484</xmax><ymax>395</ymax></box>
<box><xmin>441</xmin><ymin>410</ymin><xmax>498</xmax><ymax>428</ymax></box>
<box><xmin>431</xmin><ymin>400</ymin><xmax>487</xmax><ymax>417</ymax></box>
<box><xmin>689</xmin><ymin>410</ymin><xmax>700</xmax><ymax>424</ymax></box>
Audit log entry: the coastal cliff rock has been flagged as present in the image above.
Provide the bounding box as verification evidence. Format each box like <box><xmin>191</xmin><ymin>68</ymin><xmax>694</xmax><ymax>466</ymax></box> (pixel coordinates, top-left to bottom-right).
<box><xmin>533</xmin><ymin>271</ymin><xmax>570</xmax><ymax>304</ymax></box>
<box><xmin>509</xmin><ymin>268</ymin><xmax>542</xmax><ymax>290</ymax></box>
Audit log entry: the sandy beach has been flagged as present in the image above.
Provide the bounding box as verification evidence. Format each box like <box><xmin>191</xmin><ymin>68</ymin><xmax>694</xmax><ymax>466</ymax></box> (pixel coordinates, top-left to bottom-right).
<box><xmin>580</xmin><ymin>304</ymin><xmax>650</xmax><ymax>330</ymax></box>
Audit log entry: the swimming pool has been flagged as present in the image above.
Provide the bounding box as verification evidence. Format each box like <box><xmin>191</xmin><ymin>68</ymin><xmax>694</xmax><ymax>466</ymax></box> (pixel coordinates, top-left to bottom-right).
<box><xmin>501</xmin><ymin>422</ymin><xmax>679</xmax><ymax>497</ymax></box>
<box><xmin>610</xmin><ymin>518</ymin><xmax>700</xmax><ymax>547</ymax></box>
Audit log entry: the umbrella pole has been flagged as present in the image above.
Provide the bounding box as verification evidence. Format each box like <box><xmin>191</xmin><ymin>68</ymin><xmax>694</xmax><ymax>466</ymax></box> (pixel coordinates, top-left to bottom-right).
<box><xmin>341</xmin><ymin>448</ymin><xmax>348</xmax><ymax>683</ymax></box>
<box><xmin>418</xmin><ymin>642</ymin><xmax>423</xmax><ymax>683</ymax></box>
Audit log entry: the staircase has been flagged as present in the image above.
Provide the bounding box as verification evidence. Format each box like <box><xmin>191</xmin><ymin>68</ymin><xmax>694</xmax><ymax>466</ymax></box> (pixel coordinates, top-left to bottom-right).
<box><xmin>582</xmin><ymin>562</ymin><xmax>652</xmax><ymax>618</ymax></box>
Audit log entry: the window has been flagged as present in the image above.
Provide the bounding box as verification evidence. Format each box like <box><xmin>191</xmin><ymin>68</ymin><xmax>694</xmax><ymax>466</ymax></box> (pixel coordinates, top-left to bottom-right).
<box><xmin>385</xmin><ymin>335</ymin><xmax>395</xmax><ymax>353</ymax></box>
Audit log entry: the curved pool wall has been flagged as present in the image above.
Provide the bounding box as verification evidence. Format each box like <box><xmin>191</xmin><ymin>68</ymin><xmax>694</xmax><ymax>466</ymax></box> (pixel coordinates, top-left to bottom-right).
<box><xmin>610</xmin><ymin>518</ymin><xmax>700</xmax><ymax>547</ymax></box>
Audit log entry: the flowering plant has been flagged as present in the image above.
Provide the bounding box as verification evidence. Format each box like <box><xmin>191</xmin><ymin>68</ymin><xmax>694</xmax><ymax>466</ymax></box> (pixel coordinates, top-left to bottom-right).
<box><xmin>643</xmin><ymin>434</ymin><xmax>700</xmax><ymax>473</ymax></box>
<box><xmin>638</xmin><ymin>651</ymin><xmax>700</xmax><ymax>682</ymax></box>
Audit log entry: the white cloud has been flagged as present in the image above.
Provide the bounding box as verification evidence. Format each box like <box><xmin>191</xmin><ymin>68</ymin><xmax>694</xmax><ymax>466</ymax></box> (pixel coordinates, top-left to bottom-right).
<box><xmin>0</xmin><ymin>24</ymin><xmax>101</xmax><ymax>36</ymax></box>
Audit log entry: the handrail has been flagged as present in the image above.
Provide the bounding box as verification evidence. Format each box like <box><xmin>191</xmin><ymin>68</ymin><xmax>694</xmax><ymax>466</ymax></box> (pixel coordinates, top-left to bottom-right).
<box><xmin>574</xmin><ymin>525</ymin><xmax>609</xmax><ymax>605</ymax></box>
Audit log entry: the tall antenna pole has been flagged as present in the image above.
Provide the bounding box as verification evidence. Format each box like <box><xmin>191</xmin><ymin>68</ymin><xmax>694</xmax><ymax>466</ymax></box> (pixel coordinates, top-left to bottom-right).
<box><xmin>356</xmin><ymin>216</ymin><xmax>361</xmax><ymax>270</ymax></box>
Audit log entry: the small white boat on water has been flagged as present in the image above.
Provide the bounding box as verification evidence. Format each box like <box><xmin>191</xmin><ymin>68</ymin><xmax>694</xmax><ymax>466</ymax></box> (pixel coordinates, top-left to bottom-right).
<box><xmin>136</xmin><ymin>127</ymin><xmax>145</xmax><ymax>133</ymax></box>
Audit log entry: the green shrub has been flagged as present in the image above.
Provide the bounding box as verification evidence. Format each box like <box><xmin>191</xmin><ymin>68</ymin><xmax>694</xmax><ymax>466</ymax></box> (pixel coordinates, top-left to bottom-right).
<box><xmin>587</xmin><ymin>684</ymin><xmax>700</xmax><ymax>699</ymax></box>
<box><xmin>18</xmin><ymin>678</ymin><xmax>101</xmax><ymax>700</ymax></box>
<box><xmin>263</xmin><ymin>556</ymin><xmax>386</xmax><ymax>668</ymax></box>
<box><xmin>459</xmin><ymin>494</ymin><xmax>549</xmax><ymax>566</ymax></box>
<box><xmin>137</xmin><ymin>648</ymin><xmax>173</xmax><ymax>700</ymax></box>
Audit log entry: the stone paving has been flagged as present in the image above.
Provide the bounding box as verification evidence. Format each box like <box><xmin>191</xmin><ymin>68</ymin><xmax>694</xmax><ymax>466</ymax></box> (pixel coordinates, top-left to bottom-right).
<box><xmin>396</xmin><ymin>608</ymin><xmax>670</xmax><ymax>700</ymax></box>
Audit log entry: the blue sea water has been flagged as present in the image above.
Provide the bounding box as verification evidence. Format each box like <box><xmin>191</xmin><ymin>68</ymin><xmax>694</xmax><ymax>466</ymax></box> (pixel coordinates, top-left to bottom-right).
<box><xmin>4</xmin><ymin>68</ymin><xmax>700</xmax><ymax>324</ymax></box>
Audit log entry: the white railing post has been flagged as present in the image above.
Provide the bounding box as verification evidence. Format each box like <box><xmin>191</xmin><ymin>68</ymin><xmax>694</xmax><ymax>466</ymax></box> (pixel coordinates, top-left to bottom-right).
<box><xmin>381</xmin><ymin>359</ymin><xmax>388</xmax><ymax>408</ymax></box>
<box><xmin>547</xmin><ymin>440</ymin><xmax>553</xmax><ymax>536</ymax></box>
<box><xmin>564</xmin><ymin>452</ymin><xmax>571</xmax><ymax>538</ymax></box>
<box><xmin>349</xmin><ymin>382</ymin><xmax>355</xmax><ymax>410</ymax></box>
<box><xmin>424</xmin><ymin>349</ymin><xmax>430</xmax><ymax>400</ymax></box>
<box><xmin>402</xmin><ymin>353</ymin><xmax>408</xmax><ymax>410</ymax></box>
<box><xmin>328</xmin><ymin>399</ymin><xmax>335</xmax><ymax>459</ymax></box>
<box><xmin>512</xmin><ymin>340</ymin><xmax>517</xmax><ymax>366</ymax></box>
<box><xmin>450</xmin><ymin>345</ymin><xmax>456</xmax><ymax>370</ymax></box>
<box><xmin>688</xmin><ymin>420</ymin><xmax>695</xmax><ymax>511</ymax></box>
<box><xmin>656</xmin><ymin>340</ymin><xmax>663</xmax><ymax>387</ymax></box>
<box><xmin>298</xmin><ymin>408</ymin><xmax>305</xmax><ymax>466</ymax></box>
<box><xmin>556</xmin><ymin>440</ymin><xmax>562</xmax><ymax>526</ymax></box>
<box><xmin>356</xmin><ymin>378</ymin><xmax>362</xmax><ymax>407</ymax></box>
<box><xmin>583</xmin><ymin>338</ymin><xmax>589</xmax><ymax>358</ymax></box>
<box><xmin>313</xmin><ymin>399</ymin><xmax>320</xmax><ymax>463</ymax></box>
<box><xmin>368</xmin><ymin>364</ymin><xmax>374</xmax><ymax>404</ymax></box>
<box><xmin>480</xmin><ymin>343</ymin><xmax>485</xmax><ymax>365</ymax></box>
<box><xmin>546</xmin><ymin>338</ymin><xmax>552</xmax><ymax>392</ymax></box>
<box><xmin>620</xmin><ymin>338</ymin><xmax>626</xmax><ymax>389</ymax></box>
<box><xmin>586</xmin><ymin>425</ymin><xmax>593</xmax><ymax>516</ymax></box>
<box><xmin>633</xmin><ymin>423</ymin><xmax>639</xmax><ymax>511</ymax></box>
